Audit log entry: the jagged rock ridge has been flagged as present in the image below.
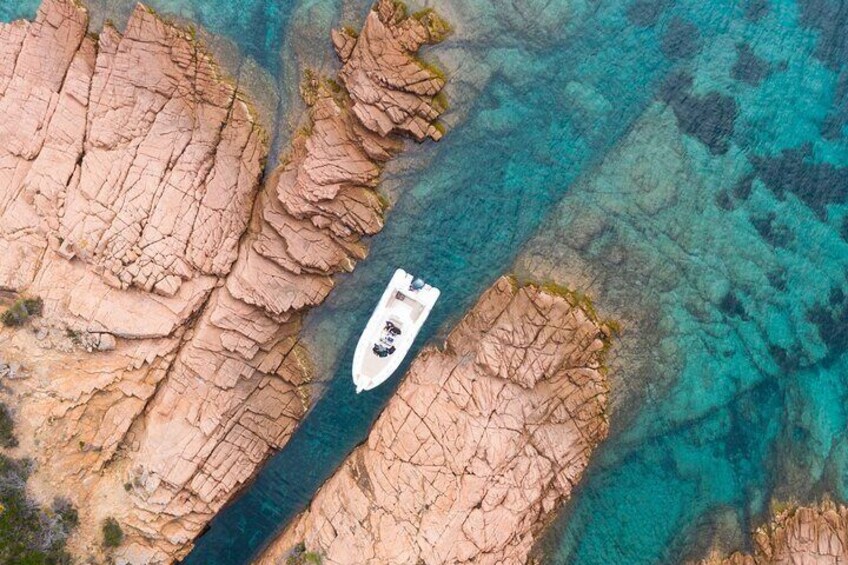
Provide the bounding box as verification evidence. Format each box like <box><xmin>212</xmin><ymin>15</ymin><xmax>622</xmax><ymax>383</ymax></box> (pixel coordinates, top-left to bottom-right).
<box><xmin>257</xmin><ymin>277</ymin><xmax>612</xmax><ymax>565</ymax></box>
<box><xmin>0</xmin><ymin>0</ymin><xmax>447</xmax><ymax>562</ymax></box>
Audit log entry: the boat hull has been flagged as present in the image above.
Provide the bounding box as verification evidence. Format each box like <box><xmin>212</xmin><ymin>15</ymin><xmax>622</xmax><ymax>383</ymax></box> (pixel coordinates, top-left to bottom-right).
<box><xmin>352</xmin><ymin>269</ymin><xmax>439</xmax><ymax>393</ymax></box>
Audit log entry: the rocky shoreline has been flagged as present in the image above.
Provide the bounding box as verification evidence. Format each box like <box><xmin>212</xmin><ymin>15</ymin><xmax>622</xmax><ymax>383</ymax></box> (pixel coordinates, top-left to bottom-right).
<box><xmin>0</xmin><ymin>0</ymin><xmax>448</xmax><ymax>561</ymax></box>
<box><xmin>700</xmin><ymin>500</ymin><xmax>848</xmax><ymax>564</ymax></box>
<box><xmin>256</xmin><ymin>277</ymin><xmax>613</xmax><ymax>565</ymax></box>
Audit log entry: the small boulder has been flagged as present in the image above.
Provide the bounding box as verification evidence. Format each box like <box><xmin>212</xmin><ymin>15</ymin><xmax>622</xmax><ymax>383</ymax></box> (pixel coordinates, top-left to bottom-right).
<box><xmin>97</xmin><ymin>333</ymin><xmax>117</xmax><ymax>352</ymax></box>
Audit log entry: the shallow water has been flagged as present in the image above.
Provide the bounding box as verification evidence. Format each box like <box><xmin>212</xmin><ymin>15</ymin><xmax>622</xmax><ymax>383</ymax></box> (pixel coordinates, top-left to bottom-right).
<box><xmin>3</xmin><ymin>0</ymin><xmax>848</xmax><ymax>563</ymax></box>
<box><xmin>521</xmin><ymin>1</ymin><xmax>848</xmax><ymax>561</ymax></box>
<box><xmin>187</xmin><ymin>0</ymin><xmax>750</xmax><ymax>561</ymax></box>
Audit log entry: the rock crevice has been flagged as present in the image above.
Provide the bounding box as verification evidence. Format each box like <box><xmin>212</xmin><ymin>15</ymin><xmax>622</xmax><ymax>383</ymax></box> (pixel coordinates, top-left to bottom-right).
<box><xmin>257</xmin><ymin>277</ymin><xmax>612</xmax><ymax>565</ymax></box>
<box><xmin>0</xmin><ymin>0</ymin><xmax>448</xmax><ymax>561</ymax></box>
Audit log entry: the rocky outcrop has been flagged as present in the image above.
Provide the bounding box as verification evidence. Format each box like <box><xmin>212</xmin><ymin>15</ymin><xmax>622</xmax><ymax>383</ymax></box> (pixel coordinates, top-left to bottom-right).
<box><xmin>256</xmin><ymin>277</ymin><xmax>612</xmax><ymax>565</ymax></box>
<box><xmin>332</xmin><ymin>2</ymin><xmax>449</xmax><ymax>141</ymax></box>
<box><xmin>0</xmin><ymin>0</ymin><xmax>265</xmax><ymax>297</ymax></box>
<box><xmin>0</xmin><ymin>0</ymin><xmax>447</xmax><ymax>562</ymax></box>
<box><xmin>701</xmin><ymin>501</ymin><xmax>848</xmax><ymax>565</ymax></box>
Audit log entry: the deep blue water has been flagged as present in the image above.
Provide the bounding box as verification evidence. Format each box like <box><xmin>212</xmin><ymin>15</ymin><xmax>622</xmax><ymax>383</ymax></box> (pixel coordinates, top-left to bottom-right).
<box><xmin>3</xmin><ymin>0</ymin><xmax>848</xmax><ymax>563</ymax></box>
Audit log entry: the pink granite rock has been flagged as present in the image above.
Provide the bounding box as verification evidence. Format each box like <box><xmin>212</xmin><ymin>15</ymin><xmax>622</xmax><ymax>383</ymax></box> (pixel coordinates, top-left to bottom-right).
<box><xmin>0</xmin><ymin>0</ymin><xmax>448</xmax><ymax>562</ymax></box>
<box><xmin>334</xmin><ymin>1</ymin><xmax>449</xmax><ymax>141</ymax></box>
<box><xmin>701</xmin><ymin>501</ymin><xmax>848</xmax><ymax>565</ymax></box>
<box><xmin>0</xmin><ymin>0</ymin><xmax>266</xmax><ymax>298</ymax></box>
<box><xmin>256</xmin><ymin>277</ymin><xmax>612</xmax><ymax>565</ymax></box>
<box><xmin>60</xmin><ymin>6</ymin><xmax>266</xmax><ymax>296</ymax></box>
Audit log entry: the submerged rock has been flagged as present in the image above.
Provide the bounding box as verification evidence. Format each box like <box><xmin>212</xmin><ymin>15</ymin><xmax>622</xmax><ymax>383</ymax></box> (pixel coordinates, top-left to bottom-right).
<box><xmin>661</xmin><ymin>17</ymin><xmax>701</xmax><ymax>60</ymax></box>
<box><xmin>731</xmin><ymin>43</ymin><xmax>771</xmax><ymax>86</ymax></box>
<box><xmin>256</xmin><ymin>277</ymin><xmax>612</xmax><ymax>565</ymax></box>
<box><xmin>0</xmin><ymin>0</ymin><xmax>447</xmax><ymax>562</ymax></box>
<box><xmin>659</xmin><ymin>71</ymin><xmax>739</xmax><ymax>155</ymax></box>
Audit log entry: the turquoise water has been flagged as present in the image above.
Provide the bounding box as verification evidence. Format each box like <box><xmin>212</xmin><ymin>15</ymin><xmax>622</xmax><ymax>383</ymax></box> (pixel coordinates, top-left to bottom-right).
<box><xmin>0</xmin><ymin>0</ymin><xmax>38</xmax><ymax>21</ymax></box>
<box><xmin>0</xmin><ymin>0</ymin><xmax>295</xmax><ymax>72</ymax></box>
<box><xmin>521</xmin><ymin>1</ymin><xmax>848</xmax><ymax>562</ymax></box>
<box><xmin>3</xmin><ymin>0</ymin><xmax>848</xmax><ymax>563</ymax></box>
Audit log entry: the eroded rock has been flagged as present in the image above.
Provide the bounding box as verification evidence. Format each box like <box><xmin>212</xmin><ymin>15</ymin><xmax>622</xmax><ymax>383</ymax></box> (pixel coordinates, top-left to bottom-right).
<box><xmin>701</xmin><ymin>500</ymin><xmax>848</xmax><ymax>565</ymax></box>
<box><xmin>256</xmin><ymin>277</ymin><xmax>611</xmax><ymax>565</ymax></box>
<box><xmin>0</xmin><ymin>0</ymin><xmax>266</xmax><ymax>297</ymax></box>
<box><xmin>0</xmin><ymin>0</ymin><xmax>448</xmax><ymax>562</ymax></box>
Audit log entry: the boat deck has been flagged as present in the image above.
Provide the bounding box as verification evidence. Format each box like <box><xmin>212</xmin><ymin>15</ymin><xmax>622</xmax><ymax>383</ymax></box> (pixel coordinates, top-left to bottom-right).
<box><xmin>353</xmin><ymin>269</ymin><xmax>440</xmax><ymax>393</ymax></box>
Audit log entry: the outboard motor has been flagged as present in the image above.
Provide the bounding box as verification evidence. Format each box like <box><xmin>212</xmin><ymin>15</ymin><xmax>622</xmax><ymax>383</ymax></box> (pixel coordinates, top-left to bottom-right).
<box><xmin>410</xmin><ymin>278</ymin><xmax>425</xmax><ymax>291</ymax></box>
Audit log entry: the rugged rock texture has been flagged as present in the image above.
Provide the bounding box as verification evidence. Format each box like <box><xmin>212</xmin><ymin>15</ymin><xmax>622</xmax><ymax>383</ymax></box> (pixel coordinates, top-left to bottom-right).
<box><xmin>256</xmin><ymin>277</ymin><xmax>612</xmax><ymax>565</ymax></box>
<box><xmin>0</xmin><ymin>0</ymin><xmax>265</xmax><ymax>297</ymax></box>
<box><xmin>0</xmin><ymin>0</ymin><xmax>447</xmax><ymax>562</ymax></box>
<box><xmin>701</xmin><ymin>501</ymin><xmax>848</xmax><ymax>565</ymax></box>
<box><xmin>332</xmin><ymin>2</ymin><xmax>448</xmax><ymax>142</ymax></box>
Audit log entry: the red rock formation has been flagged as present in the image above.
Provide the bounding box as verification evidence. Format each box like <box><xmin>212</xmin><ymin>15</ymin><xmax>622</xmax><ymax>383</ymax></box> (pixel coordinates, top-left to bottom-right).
<box><xmin>0</xmin><ymin>0</ymin><xmax>447</xmax><ymax>561</ymax></box>
<box><xmin>256</xmin><ymin>277</ymin><xmax>612</xmax><ymax>565</ymax></box>
<box><xmin>701</xmin><ymin>501</ymin><xmax>848</xmax><ymax>565</ymax></box>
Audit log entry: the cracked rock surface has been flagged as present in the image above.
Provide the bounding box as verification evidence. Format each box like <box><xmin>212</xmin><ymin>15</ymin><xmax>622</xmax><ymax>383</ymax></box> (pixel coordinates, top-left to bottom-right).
<box><xmin>701</xmin><ymin>501</ymin><xmax>848</xmax><ymax>565</ymax></box>
<box><xmin>0</xmin><ymin>0</ymin><xmax>447</xmax><ymax>562</ymax></box>
<box><xmin>256</xmin><ymin>277</ymin><xmax>611</xmax><ymax>565</ymax></box>
<box><xmin>0</xmin><ymin>0</ymin><xmax>265</xmax><ymax>297</ymax></box>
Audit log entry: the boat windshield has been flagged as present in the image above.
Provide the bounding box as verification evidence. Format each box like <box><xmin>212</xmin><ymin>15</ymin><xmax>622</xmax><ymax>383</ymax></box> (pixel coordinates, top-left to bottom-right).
<box><xmin>372</xmin><ymin>321</ymin><xmax>401</xmax><ymax>357</ymax></box>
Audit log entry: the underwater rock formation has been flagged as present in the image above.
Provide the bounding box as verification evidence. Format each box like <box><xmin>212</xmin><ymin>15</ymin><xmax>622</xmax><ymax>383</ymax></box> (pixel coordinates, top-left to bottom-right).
<box><xmin>0</xmin><ymin>0</ymin><xmax>447</xmax><ymax>561</ymax></box>
<box><xmin>256</xmin><ymin>277</ymin><xmax>612</xmax><ymax>565</ymax></box>
<box><xmin>701</xmin><ymin>500</ymin><xmax>848</xmax><ymax>564</ymax></box>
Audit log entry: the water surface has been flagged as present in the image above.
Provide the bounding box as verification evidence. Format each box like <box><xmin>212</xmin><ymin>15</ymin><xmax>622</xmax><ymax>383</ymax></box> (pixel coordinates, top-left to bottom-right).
<box><xmin>188</xmin><ymin>0</ymin><xmax>771</xmax><ymax>561</ymax></box>
<box><xmin>3</xmin><ymin>0</ymin><xmax>848</xmax><ymax>563</ymax></box>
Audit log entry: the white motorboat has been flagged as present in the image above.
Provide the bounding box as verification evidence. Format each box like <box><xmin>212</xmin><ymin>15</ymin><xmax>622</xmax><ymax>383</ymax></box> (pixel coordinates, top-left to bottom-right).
<box><xmin>352</xmin><ymin>269</ymin><xmax>440</xmax><ymax>393</ymax></box>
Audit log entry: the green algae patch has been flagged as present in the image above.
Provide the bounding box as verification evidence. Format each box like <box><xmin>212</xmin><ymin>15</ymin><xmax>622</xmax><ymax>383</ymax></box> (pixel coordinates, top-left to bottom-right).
<box><xmin>285</xmin><ymin>342</ymin><xmax>317</xmax><ymax>411</ymax></box>
<box><xmin>769</xmin><ymin>497</ymin><xmax>800</xmax><ymax>518</ymax></box>
<box><xmin>416</xmin><ymin>57</ymin><xmax>447</xmax><ymax>83</ymax></box>
<box><xmin>532</xmin><ymin>280</ymin><xmax>621</xmax><ymax>375</ymax></box>
<box><xmin>376</xmin><ymin>190</ymin><xmax>391</xmax><ymax>212</ymax></box>
<box><xmin>540</xmin><ymin>281</ymin><xmax>601</xmax><ymax>321</ymax></box>
<box><xmin>537</xmin><ymin>281</ymin><xmax>622</xmax><ymax>335</ymax></box>
<box><xmin>324</xmin><ymin>77</ymin><xmax>344</xmax><ymax>95</ymax></box>
<box><xmin>433</xmin><ymin>90</ymin><xmax>450</xmax><ymax>113</ymax></box>
<box><xmin>511</xmin><ymin>276</ymin><xmax>623</xmax><ymax>343</ymax></box>
<box><xmin>375</xmin><ymin>0</ymin><xmax>408</xmax><ymax>19</ymax></box>
<box><xmin>0</xmin><ymin>404</ymin><xmax>17</xmax><ymax>449</ymax></box>
<box><xmin>501</xmin><ymin>274</ymin><xmax>521</xmax><ymax>291</ymax></box>
<box><xmin>300</xmin><ymin>68</ymin><xmax>321</xmax><ymax>106</ymax></box>
<box><xmin>340</xmin><ymin>25</ymin><xmax>359</xmax><ymax>39</ymax></box>
<box><xmin>412</xmin><ymin>8</ymin><xmax>453</xmax><ymax>42</ymax></box>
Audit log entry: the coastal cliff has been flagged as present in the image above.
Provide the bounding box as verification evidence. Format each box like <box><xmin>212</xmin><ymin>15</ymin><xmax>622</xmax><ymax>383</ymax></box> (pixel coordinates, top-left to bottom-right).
<box><xmin>701</xmin><ymin>501</ymin><xmax>848</xmax><ymax>565</ymax></box>
<box><xmin>256</xmin><ymin>277</ymin><xmax>612</xmax><ymax>565</ymax></box>
<box><xmin>0</xmin><ymin>0</ymin><xmax>447</xmax><ymax>561</ymax></box>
